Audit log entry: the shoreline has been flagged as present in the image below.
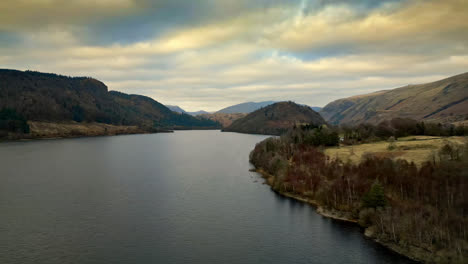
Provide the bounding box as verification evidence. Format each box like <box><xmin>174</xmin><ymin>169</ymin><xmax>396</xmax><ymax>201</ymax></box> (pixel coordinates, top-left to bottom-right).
<box><xmin>0</xmin><ymin>131</ymin><xmax>160</xmax><ymax>143</ymax></box>
<box><xmin>252</xmin><ymin>167</ymin><xmax>423</xmax><ymax>263</ymax></box>
<box><xmin>1</xmin><ymin>128</ymin><xmax>222</xmax><ymax>143</ymax></box>
<box><xmin>0</xmin><ymin>121</ymin><xmax>220</xmax><ymax>143</ymax></box>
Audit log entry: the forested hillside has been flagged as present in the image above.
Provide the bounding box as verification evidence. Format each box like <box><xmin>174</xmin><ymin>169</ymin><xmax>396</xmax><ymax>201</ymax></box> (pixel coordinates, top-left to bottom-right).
<box><xmin>0</xmin><ymin>69</ymin><xmax>219</xmax><ymax>137</ymax></box>
<box><xmin>223</xmin><ymin>102</ymin><xmax>325</xmax><ymax>135</ymax></box>
<box><xmin>250</xmin><ymin>125</ymin><xmax>468</xmax><ymax>263</ymax></box>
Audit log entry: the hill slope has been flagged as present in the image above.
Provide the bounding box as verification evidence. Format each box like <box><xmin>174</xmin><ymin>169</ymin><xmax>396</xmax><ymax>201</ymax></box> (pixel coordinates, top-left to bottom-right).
<box><xmin>217</xmin><ymin>101</ymin><xmax>276</xmax><ymax>113</ymax></box>
<box><xmin>223</xmin><ymin>101</ymin><xmax>326</xmax><ymax>135</ymax></box>
<box><xmin>198</xmin><ymin>113</ymin><xmax>247</xmax><ymax>128</ymax></box>
<box><xmin>321</xmin><ymin>72</ymin><xmax>468</xmax><ymax>125</ymax></box>
<box><xmin>165</xmin><ymin>105</ymin><xmax>210</xmax><ymax>116</ymax></box>
<box><xmin>165</xmin><ymin>105</ymin><xmax>187</xmax><ymax>114</ymax></box>
<box><xmin>0</xmin><ymin>69</ymin><xmax>219</xmax><ymax>135</ymax></box>
<box><xmin>310</xmin><ymin>106</ymin><xmax>322</xmax><ymax>112</ymax></box>
<box><xmin>188</xmin><ymin>110</ymin><xmax>210</xmax><ymax>116</ymax></box>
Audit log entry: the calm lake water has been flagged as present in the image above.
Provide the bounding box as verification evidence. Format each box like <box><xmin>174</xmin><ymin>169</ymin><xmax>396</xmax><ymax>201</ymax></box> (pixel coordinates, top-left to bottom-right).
<box><xmin>0</xmin><ymin>130</ymin><xmax>415</xmax><ymax>264</ymax></box>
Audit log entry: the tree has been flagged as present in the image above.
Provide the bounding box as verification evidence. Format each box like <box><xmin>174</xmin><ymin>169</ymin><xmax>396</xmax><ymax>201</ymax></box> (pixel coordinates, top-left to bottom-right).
<box><xmin>0</xmin><ymin>108</ymin><xmax>30</xmax><ymax>134</ymax></box>
<box><xmin>362</xmin><ymin>181</ymin><xmax>386</xmax><ymax>208</ymax></box>
<box><xmin>387</xmin><ymin>136</ymin><xmax>396</xmax><ymax>150</ymax></box>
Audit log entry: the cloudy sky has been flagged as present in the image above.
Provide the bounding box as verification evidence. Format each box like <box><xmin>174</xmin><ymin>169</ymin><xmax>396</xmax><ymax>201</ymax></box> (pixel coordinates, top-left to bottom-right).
<box><xmin>1</xmin><ymin>0</ymin><xmax>467</xmax><ymax>111</ymax></box>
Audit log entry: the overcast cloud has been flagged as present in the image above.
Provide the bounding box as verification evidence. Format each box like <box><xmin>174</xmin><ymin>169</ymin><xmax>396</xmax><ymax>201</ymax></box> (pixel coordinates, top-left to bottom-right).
<box><xmin>1</xmin><ymin>0</ymin><xmax>467</xmax><ymax>111</ymax></box>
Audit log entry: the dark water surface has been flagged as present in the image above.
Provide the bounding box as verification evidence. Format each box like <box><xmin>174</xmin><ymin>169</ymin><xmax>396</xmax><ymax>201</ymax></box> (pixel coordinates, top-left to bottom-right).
<box><xmin>0</xmin><ymin>130</ymin><xmax>415</xmax><ymax>264</ymax></box>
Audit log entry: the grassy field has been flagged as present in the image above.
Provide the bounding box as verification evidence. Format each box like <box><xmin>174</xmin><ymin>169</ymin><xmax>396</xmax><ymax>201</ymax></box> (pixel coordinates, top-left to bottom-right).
<box><xmin>325</xmin><ymin>136</ymin><xmax>466</xmax><ymax>166</ymax></box>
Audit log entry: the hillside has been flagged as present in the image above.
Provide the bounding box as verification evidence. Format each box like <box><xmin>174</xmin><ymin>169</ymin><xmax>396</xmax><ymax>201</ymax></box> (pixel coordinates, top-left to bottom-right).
<box><xmin>188</xmin><ymin>110</ymin><xmax>210</xmax><ymax>116</ymax></box>
<box><xmin>109</xmin><ymin>92</ymin><xmax>219</xmax><ymax>129</ymax></box>
<box><xmin>0</xmin><ymin>69</ymin><xmax>219</xmax><ymax>138</ymax></box>
<box><xmin>217</xmin><ymin>101</ymin><xmax>276</xmax><ymax>113</ymax></box>
<box><xmin>166</xmin><ymin>105</ymin><xmax>186</xmax><ymax>114</ymax></box>
<box><xmin>198</xmin><ymin>113</ymin><xmax>247</xmax><ymax>127</ymax></box>
<box><xmin>320</xmin><ymin>72</ymin><xmax>468</xmax><ymax>125</ymax></box>
<box><xmin>166</xmin><ymin>105</ymin><xmax>211</xmax><ymax>116</ymax></box>
<box><xmin>223</xmin><ymin>101</ymin><xmax>326</xmax><ymax>135</ymax></box>
<box><xmin>310</xmin><ymin>106</ymin><xmax>322</xmax><ymax>112</ymax></box>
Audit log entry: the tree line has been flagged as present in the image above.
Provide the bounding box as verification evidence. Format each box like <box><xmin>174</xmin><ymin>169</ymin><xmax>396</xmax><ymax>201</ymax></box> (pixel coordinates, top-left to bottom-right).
<box><xmin>0</xmin><ymin>108</ymin><xmax>30</xmax><ymax>137</ymax></box>
<box><xmin>341</xmin><ymin>117</ymin><xmax>467</xmax><ymax>144</ymax></box>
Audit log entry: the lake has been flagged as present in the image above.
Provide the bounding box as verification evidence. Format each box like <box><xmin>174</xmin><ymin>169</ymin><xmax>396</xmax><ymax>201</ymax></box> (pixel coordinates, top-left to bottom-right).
<box><xmin>0</xmin><ymin>130</ymin><xmax>415</xmax><ymax>263</ymax></box>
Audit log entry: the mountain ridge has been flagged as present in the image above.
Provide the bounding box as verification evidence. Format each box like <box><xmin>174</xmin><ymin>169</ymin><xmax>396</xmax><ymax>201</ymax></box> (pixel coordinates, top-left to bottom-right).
<box><xmin>223</xmin><ymin>101</ymin><xmax>326</xmax><ymax>135</ymax></box>
<box><xmin>0</xmin><ymin>69</ymin><xmax>219</xmax><ymax>138</ymax></box>
<box><xmin>166</xmin><ymin>105</ymin><xmax>187</xmax><ymax>114</ymax></box>
<box><xmin>216</xmin><ymin>101</ymin><xmax>276</xmax><ymax>114</ymax></box>
<box><xmin>165</xmin><ymin>105</ymin><xmax>211</xmax><ymax>116</ymax></box>
<box><xmin>320</xmin><ymin>72</ymin><xmax>468</xmax><ymax>125</ymax></box>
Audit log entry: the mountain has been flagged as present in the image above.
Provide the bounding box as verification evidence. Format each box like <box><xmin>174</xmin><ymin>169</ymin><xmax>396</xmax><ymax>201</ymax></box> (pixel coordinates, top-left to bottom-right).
<box><xmin>223</xmin><ymin>101</ymin><xmax>326</xmax><ymax>135</ymax></box>
<box><xmin>165</xmin><ymin>106</ymin><xmax>210</xmax><ymax>116</ymax></box>
<box><xmin>216</xmin><ymin>101</ymin><xmax>276</xmax><ymax>113</ymax></box>
<box><xmin>188</xmin><ymin>110</ymin><xmax>210</xmax><ymax>116</ymax></box>
<box><xmin>321</xmin><ymin>72</ymin><xmax>468</xmax><ymax>125</ymax></box>
<box><xmin>217</xmin><ymin>101</ymin><xmax>321</xmax><ymax>114</ymax></box>
<box><xmin>198</xmin><ymin>113</ymin><xmax>247</xmax><ymax>128</ymax></box>
<box><xmin>166</xmin><ymin>105</ymin><xmax>187</xmax><ymax>114</ymax></box>
<box><xmin>311</xmin><ymin>106</ymin><xmax>322</xmax><ymax>112</ymax></box>
<box><xmin>0</xmin><ymin>69</ymin><xmax>219</xmax><ymax>138</ymax></box>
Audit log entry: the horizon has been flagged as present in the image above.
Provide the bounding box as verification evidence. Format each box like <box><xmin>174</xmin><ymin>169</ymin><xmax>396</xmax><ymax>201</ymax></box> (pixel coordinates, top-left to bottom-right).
<box><xmin>1</xmin><ymin>0</ymin><xmax>467</xmax><ymax>111</ymax></box>
<box><xmin>3</xmin><ymin>68</ymin><xmax>465</xmax><ymax>112</ymax></box>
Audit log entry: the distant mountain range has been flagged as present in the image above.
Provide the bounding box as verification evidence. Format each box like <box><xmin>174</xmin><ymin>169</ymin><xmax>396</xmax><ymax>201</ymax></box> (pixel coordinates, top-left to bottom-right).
<box><xmin>320</xmin><ymin>72</ymin><xmax>468</xmax><ymax>125</ymax></box>
<box><xmin>167</xmin><ymin>101</ymin><xmax>321</xmax><ymax>117</ymax></box>
<box><xmin>165</xmin><ymin>105</ymin><xmax>211</xmax><ymax>116</ymax></box>
<box><xmin>3</xmin><ymin>68</ymin><xmax>465</xmax><ymax>140</ymax></box>
<box><xmin>216</xmin><ymin>101</ymin><xmax>277</xmax><ymax>114</ymax></box>
<box><xmin>167</xmin><ymin>101</ymin><xmax>320</xmax><ymax>127</ymax></box>
<box><xmin>223</xmin><ymin>101</ymin><xmax>325</xmax><ymax>135</ymax></box>
<box><xmin>188</xmin><ymin>110</ymin><xmax>210</xmax><ymax>116</ymax></box>
<box><xmin>0</xmin><ymin>69</ymin><xmax>219</xmax><ymax>138</ymax></box>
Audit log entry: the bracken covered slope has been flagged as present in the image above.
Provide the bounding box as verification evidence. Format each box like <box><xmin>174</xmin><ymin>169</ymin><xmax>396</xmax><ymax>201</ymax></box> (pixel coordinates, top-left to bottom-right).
<box><xmin>223</xmin><ymin>101</ymin><xmax>326</xmax><ymax>135</ymax></box>
<box><xmin>320</xmin><ymin>72</ymin><xmax>468</xmax><ymax>125</ymax></box>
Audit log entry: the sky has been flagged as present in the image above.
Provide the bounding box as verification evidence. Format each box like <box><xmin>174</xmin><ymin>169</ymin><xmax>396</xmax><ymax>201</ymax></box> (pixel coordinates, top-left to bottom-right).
<box><xmin>1</xmin><ymin>0</ymin><xmax>467</xmax><ymax>111</ymax></box>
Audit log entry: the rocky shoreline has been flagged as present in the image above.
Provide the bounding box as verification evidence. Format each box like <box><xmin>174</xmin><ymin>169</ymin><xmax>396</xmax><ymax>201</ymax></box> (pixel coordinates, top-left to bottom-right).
<box><xmin>253</xmin><ymin>168</ymin><xmax>427</xmax><ymax>263</ymax></box>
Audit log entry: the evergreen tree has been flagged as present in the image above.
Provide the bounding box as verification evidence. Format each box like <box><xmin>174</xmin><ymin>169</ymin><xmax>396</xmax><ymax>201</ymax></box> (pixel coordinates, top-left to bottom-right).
<box><xmin>362</xmin><ymin>181</ymin><xmax>386</xmax><ymax>208</ymax></box>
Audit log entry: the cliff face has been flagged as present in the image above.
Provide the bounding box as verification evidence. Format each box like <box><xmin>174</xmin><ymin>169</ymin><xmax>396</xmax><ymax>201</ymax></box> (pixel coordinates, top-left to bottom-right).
<box><xmin>224</xmin><ymin>101</ymin><xmax>326</xmax><ymax>135</ymax></box>
<box><xmin>0</xmin><ymin>69</ymin><xmax>219</xmax><ymax>137</ymax></box>
<box><xmin>320</xmin><ymin>72</ymin><xmax>468</xmax><ymax>125</ymax></box>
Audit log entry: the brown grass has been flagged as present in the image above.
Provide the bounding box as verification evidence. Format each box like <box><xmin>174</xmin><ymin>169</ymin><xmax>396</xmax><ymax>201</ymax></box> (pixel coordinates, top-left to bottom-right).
<box><xmin>28</xmin><ymin>121</ymin><xmax>145</xmax><ymax>138</ymax></box>
<box><xmin>325</xmin><ymin>136</ymin><xmax>466</xmax><ymax>166</ymax></box>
